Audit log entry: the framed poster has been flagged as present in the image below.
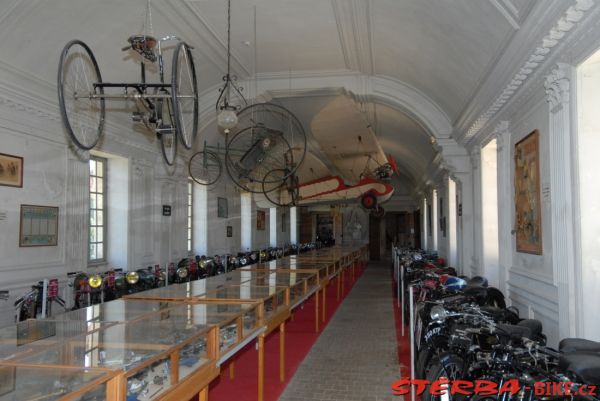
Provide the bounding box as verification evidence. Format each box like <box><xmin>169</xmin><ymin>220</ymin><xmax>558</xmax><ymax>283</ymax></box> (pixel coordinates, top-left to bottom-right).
<box><xmin>0</xmin><ymin>365</ymin><xmax>15</xmax><ymax>396</ymax></box>
<box><xmin>514</xmin><ymin>130</ymin><xmax>542</xmax><ymax>254</ymax></box>
<box><xmin>19</xmin><ymin>205</ymin><xmax>59</xmax><ymax>247</ymax></box>
<box><xmin>226</xmin><ymin>226</ymin><xmax>232</xmax><ymax>237</ymax></box>
<box><xmin>0</xmin><ymin>152</ymin><xmax>23</xmax><ymax>188</ymax></box>
<box><xmin>256</xmin><ymin>210</ymin><xmax>266</xmax><ymax>230</ymax></box>
<box><xmin>217</xmin><ymin>197</ymin><xmax>228</xmax><ymax>218</ymax></box>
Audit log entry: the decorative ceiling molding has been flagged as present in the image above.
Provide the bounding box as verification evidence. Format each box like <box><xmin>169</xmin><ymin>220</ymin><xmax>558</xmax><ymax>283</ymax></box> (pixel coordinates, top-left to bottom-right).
<box><xmin>331</xmin><ymin>0</ymin><xmax>374</xmax><ymax>74</ymax></box>
<box><xmin>489</xmin><ymin>0</ymin><xmax>522</xmax><ymax>30</ymax></box>
<box><xmin>463</xmin><ymin>0</ymin><xmax>594</xmax><ymax>142</ymax></box>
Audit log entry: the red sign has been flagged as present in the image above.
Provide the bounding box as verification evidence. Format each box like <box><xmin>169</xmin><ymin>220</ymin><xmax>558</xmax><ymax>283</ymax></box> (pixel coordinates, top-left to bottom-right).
<box><xmin>47</xmin><ymin>279</ymin><xmax>59</xmax><ymax>299</ymax></box>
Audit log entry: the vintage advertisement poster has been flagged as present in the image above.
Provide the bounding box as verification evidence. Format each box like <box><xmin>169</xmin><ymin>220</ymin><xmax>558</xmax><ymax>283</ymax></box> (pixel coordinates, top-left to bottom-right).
<box><xmin>514</xmin><ymin>130</ymin><xmax>542</xmax><ymax>254</ymax></box>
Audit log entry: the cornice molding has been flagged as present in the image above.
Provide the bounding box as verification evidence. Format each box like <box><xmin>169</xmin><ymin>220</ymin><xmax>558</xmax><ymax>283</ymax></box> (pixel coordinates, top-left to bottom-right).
<box><xmin>331</xmin><ymin>0</ymin><xmax>374</xmax><ymax>74</ymax></box>
<box><xmin>462</xmin><ymin>0</ymin><xmax>594</xmax><ymax>142</ymax></box>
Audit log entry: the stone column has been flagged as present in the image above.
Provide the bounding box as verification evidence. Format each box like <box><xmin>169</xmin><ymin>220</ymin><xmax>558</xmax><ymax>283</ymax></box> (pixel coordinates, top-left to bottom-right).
<box><xmin>495</xmin><ymin>121</ymin><xmax>512</xmax><ymax>297</ymax></box>
<box><xmin>544</xmin><ymin>63</ymin><xmax>577</xmax><ymax>338</ymax></box>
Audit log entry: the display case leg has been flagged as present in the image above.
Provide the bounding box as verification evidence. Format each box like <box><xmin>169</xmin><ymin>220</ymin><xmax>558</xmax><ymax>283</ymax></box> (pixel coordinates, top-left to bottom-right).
<box><xmin>279</xmin><ymin>322</ymin><xmax>285</xmax><ymax>382</ymax></box>
<box><xmin>315</xmin><ymin>290</ymin><xmax>320</xmax><ymax>332</ymax></box>
<box><xmin>229</xmin><ymin>360</ymin><xmax>235</xmax><ymax>380</ymax></box>
<box><xmin>199</xmin><ymin>386</ymin><xmax>208</xmax><ymax>401</ymax></box>
<box><xmin>322</xmin><ymin>285</ymin><xmax>326</xmax><ymax>323</ymax></box>
<box><xmin>341</xmin><ymin>270</ymin><xmax>345</xmax><ymax>295</ymax></box>
<box><xmin>258</xmin><ymin>335</ymin><xmax>265</xmax><ymax>401</ymax></box>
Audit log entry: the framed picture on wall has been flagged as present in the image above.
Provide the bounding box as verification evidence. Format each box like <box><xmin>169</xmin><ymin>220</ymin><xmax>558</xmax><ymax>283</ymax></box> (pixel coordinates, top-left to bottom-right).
<box><xmin>0</xmin><ymin>152</ymin><xmax>23</xmax><ymax>188</ymax></box>
<box><xmin>0</xmin><ymin>365</ymin><xmax>15</xmax><ymax>396</ymax></box>
<box><xmin>257</xmin><ymin>210</ymin><xmax>266</xmax><ymax>230</ymax></box>
<box><xmin>226</xmin><ymin>226</ymin><xmax>232</xmax><ymax>237</ymax></box>
<box><xmin>514</xmin><ymin>129</ymin><xmax>543</xmax><ymax>254</ymax></box>
<box><xmin>19</xmin><ymin>205</ymin><xmax>59</xmax><ymax>247</ymax></box>
<box><xmin>217</xmin><ymin>197</ymin><xmax>228</xmax><ymax>218</ymax></box>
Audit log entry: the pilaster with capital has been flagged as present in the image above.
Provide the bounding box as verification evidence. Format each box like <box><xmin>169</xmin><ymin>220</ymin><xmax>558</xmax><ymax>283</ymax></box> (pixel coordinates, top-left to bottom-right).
<box><xmin>544</xmin><ymin>62</ymin><xmax>577</xmax><ymax>338</ymax></box>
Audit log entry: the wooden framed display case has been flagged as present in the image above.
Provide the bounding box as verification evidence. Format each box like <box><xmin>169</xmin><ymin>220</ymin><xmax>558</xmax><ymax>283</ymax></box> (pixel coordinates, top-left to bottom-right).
<box><xmin>0</xmin><ymin>319</ymin><xmax>114</xmax><ymax>362</ymax></box>
<box><xmin>238</xmin><ymin>266</ymin><xmax>324</xmax><ymax>330</ymax></box>
<box><xmin>47</xmin><ymin>299</ymin><xmax>180</xmax><ymax>325</ymax></box>
<box><xmin>13</xmin><ymin>306</ymin><xmax>220</xmax><ymax>401</ymax></box>
<box><xmin>201</xmin><ymin>284</ymin><xmax>290</xmax><ymax>334</ymax></box>
<box><xmin>123</xmin><ymin>270</ymin><xmax>270</xmax><ymax>301</ymax></box>
<box><xmin>0</xmin><ymin>362</ymin><xmax>120</xmax><ymax>401</ymax></box>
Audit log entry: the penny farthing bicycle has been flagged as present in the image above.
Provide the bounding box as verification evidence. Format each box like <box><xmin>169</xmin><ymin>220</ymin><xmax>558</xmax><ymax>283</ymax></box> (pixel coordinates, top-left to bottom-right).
<box><xmin>57</xmin><ymin>34</ymin><xmax>198</xmax><ymax>165</ymax></box>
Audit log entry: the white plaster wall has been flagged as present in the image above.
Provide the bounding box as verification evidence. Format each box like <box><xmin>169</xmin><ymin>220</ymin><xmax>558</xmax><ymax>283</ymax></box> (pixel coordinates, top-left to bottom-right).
<box><xmin>477</xmin><ymin>89</ymin><xmax>559</xmax><ymax>346</ymax></box>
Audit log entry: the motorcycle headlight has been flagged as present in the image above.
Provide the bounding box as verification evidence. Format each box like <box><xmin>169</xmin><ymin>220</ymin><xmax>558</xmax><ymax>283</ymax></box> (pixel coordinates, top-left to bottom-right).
<box><xmin>199</xmin><ymin>260</ymin><xmax>207</xmax><ymax>269</ymax></box>
<box><xmin>176</xmin><ymin>267</ymin><xmax>188</xmax><ymax>278</ymax></box>
<box><xmin>88</xmin><ymin>274</ymin><xmax>103</xmax><ymax>288</ymax></box>
<box><xmin>228</xmin><ymin>256</ymin><xmax>237</xmax><ymax>265</ymax></box>
<box><xmin>126</xmin><ymin>271</ymin><xmax>140</xmax><ymax>284</ymax></box>
<box><xmin>260</xmin><ymin>250</ymin><xmax>267</xmax><ymax>259</ymax></box>
<box><xmin>430</xmin><ymin>305</ymin><xmax>447</xmax><ymax>321</ymax></box>
<box><xmin>250</xmin><ymin>253</ymin><xmax>258</xmax><ymax>261</ymax></box>
<box><xmin>239</xmin><ymin>257</ymin><xmax>248</xmax><ymax>265</ymax></box>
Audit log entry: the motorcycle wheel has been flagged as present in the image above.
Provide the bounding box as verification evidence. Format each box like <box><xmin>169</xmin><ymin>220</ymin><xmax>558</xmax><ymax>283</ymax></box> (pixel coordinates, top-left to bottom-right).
<box><xmin>422</xmin><ymin>353</ymin><xmax>466</xmax><ymax>401</ymax></box>
<box><xmin>416</xmin><ymin>348</ymin><xmax>437</xmax><ymax>379</ymax></box>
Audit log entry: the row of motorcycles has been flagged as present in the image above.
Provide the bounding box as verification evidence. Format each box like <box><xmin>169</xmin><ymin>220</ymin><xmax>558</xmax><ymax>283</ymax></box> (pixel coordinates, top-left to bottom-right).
<box><xmin>14</xmin><ymin>242</ymin><xmax>324</xmax><ymax>322</ymax></box>
<box><xmin>397</xmin><ymin>249</ymin><xmax>600</xmax><ymax>401</ymax></box>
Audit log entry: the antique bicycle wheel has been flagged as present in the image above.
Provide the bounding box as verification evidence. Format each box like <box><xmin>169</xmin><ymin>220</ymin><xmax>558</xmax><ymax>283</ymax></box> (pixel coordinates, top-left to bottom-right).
<box><xmin>262</xmin><ymin>169</ymin><xmax>299</xmax><ymax>207</ymax></box>
<box><xmin>189</xmin><ymin>149</ymin><xmax>222</xmax><ymax>185</ymax></box>
<box><xmin>58</xmin><ymin>40</ymin><xmax>105</xmax><ymax>150</ymax></box>
<box><xmin>157</xmin><ymin>96</ymin><xmax>177</xmax><ymax>166</ymax></box>
<box><xmin>171</xmin><ymin>42</ymin><xmax>198</xmax><ymax>150</ymax></box>
<box><xmin>226</xmin><ymin>103</ymin><xmax>306</xmax><ymax>192</ymax></box>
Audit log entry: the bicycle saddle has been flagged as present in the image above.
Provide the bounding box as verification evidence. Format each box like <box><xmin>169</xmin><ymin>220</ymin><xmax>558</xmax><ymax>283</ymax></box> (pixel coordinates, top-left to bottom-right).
<box><xmin>123</xmin><ymin>35</ymin><xmax>157</xmax><ymax>62</ymax></box>
<box><xmin>559</xmin><ymin>353</ymin><xmax>600</xmax><ymax>385</ymax></box>
<box><xmin>560</xmin><ymin>338</ymin><xmax>600</xmax><ymax>353</ymax></box>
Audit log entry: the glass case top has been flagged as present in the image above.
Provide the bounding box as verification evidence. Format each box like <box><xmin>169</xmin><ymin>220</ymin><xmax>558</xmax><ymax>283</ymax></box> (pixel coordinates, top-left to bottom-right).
<box><xmin>49</xmin><ymin>299</ymin><xmax>179</xmax><ymax>324</ymax></box>
<box><xmin>0</xmin><ymin>364</ymin><xmax>110</xmax><ymax>401</ymax></box>
<box><xmin>0</xmin><ymin>319</ymin><xmax>111</xmax><ymax>361</ymax></box>
<box><xmin>15</xmin><ymin>305</ymin><xmax>212</xmax><ymax>370</ymax></box>
<box><xmin>205</xmin><ymin>284</ymin><xmax>287</xmax><ymax>302</ymax></box>
<box><xmin>125</xmin><ymin>271</ymin><xmax>268</xmax><ymax>300</ymax></box>
<box><xmin>253</xmin><ymin>259</ymin><xmax>330</xmax><ymax>270</ymax></box>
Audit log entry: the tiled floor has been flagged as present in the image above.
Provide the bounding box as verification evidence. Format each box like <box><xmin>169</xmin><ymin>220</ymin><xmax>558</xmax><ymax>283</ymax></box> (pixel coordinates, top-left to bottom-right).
<box><xmin>278</xmin><ymin>261</ymin><xmax>400</xmax><ymax>401</ymax></box>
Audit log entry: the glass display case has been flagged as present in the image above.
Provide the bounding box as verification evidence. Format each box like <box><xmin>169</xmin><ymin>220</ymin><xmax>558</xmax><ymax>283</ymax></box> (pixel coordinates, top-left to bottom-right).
<box><xmin>48</xmin><ymin>299</ymin><xmax>179</xmax><ymax>324</ymax></box>
<box><xmin>0</xmin><ymin>319</ymin><xmax>112</xmax><ymax>362</ymax></box>
<box><xmin>124</xmin><ymin>270</ymin><xmax>269</xmax><ymax>301</ymax></box>
<box><xmin>0</xmin><ymin>363</ymin><xmax>117</xmax><ymax>401</ymax></box>
<box><xmin>252</xmin><ymin>259</ymin><xmax>331</xmax><ymax>282</ymax></box>
<box><xmin>203</xmin><ymin>284</ymin><xmax>290</xmax><ymax>333</ymax></box>
<box><xmin>164</xmin><ymin>302</ymin><xmax>261</xmax><ymax>355</ymax></box>
<box><xmin>14</xmin><ymin>305</ymin><xmax>218</xmax><ymax>401</ymax></box>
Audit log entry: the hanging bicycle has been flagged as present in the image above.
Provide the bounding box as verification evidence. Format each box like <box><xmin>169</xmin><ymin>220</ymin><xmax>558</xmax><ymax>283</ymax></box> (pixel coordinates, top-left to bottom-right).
<box><xmin>57</xmin><ymin>34</ymin><xmax>198</xmax><ymax>165</ymax></box>
<box><xmin>188</xmin><ymin>102</ymin><xmax>306</xmax><ymax>207</ymax></box>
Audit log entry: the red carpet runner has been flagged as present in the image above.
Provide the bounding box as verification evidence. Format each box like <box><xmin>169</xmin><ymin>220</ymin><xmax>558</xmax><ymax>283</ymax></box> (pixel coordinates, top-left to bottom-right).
<box><xmin>202</xmin><ymin>264</ymin><xmax>366</xmax><ymax>401</ymax></box>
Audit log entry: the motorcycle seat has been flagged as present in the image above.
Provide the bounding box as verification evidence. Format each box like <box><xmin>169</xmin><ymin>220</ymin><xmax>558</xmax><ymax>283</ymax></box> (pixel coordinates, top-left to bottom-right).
<box><xmin>560</xmin><ymin>353</ymin><xmax>600</xmax><ymax>385</ymax></box>
<box><xmin>517</xmin><ymin>319</ymin><xmax>543</xmax><ymax>339</ymax></box>
<box><xmin>560</xmin><ymin>338</ymin><xmax>600</xmax><ymax>353</ymax></box>
<box><xmin>495</xmin><ymin>323</ymin><xmax>532</xmax><ymax>340</ymax></box>
<box><xmin>467</xmin><ymin>276</ymin><xmax>488</xmax><ymax>287</ymax></box>
<box><xmin>463</xmin><ymin>286</ymin><xmax>488</xmax><ymax>299</ymax></box>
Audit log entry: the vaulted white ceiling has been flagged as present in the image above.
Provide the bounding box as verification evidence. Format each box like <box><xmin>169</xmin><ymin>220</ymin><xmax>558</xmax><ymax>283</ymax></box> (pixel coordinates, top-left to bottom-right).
<box><xmin>0</xmin><ymin>0</ymin><xmax>550</xmax><ymax>194</ymax></box>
